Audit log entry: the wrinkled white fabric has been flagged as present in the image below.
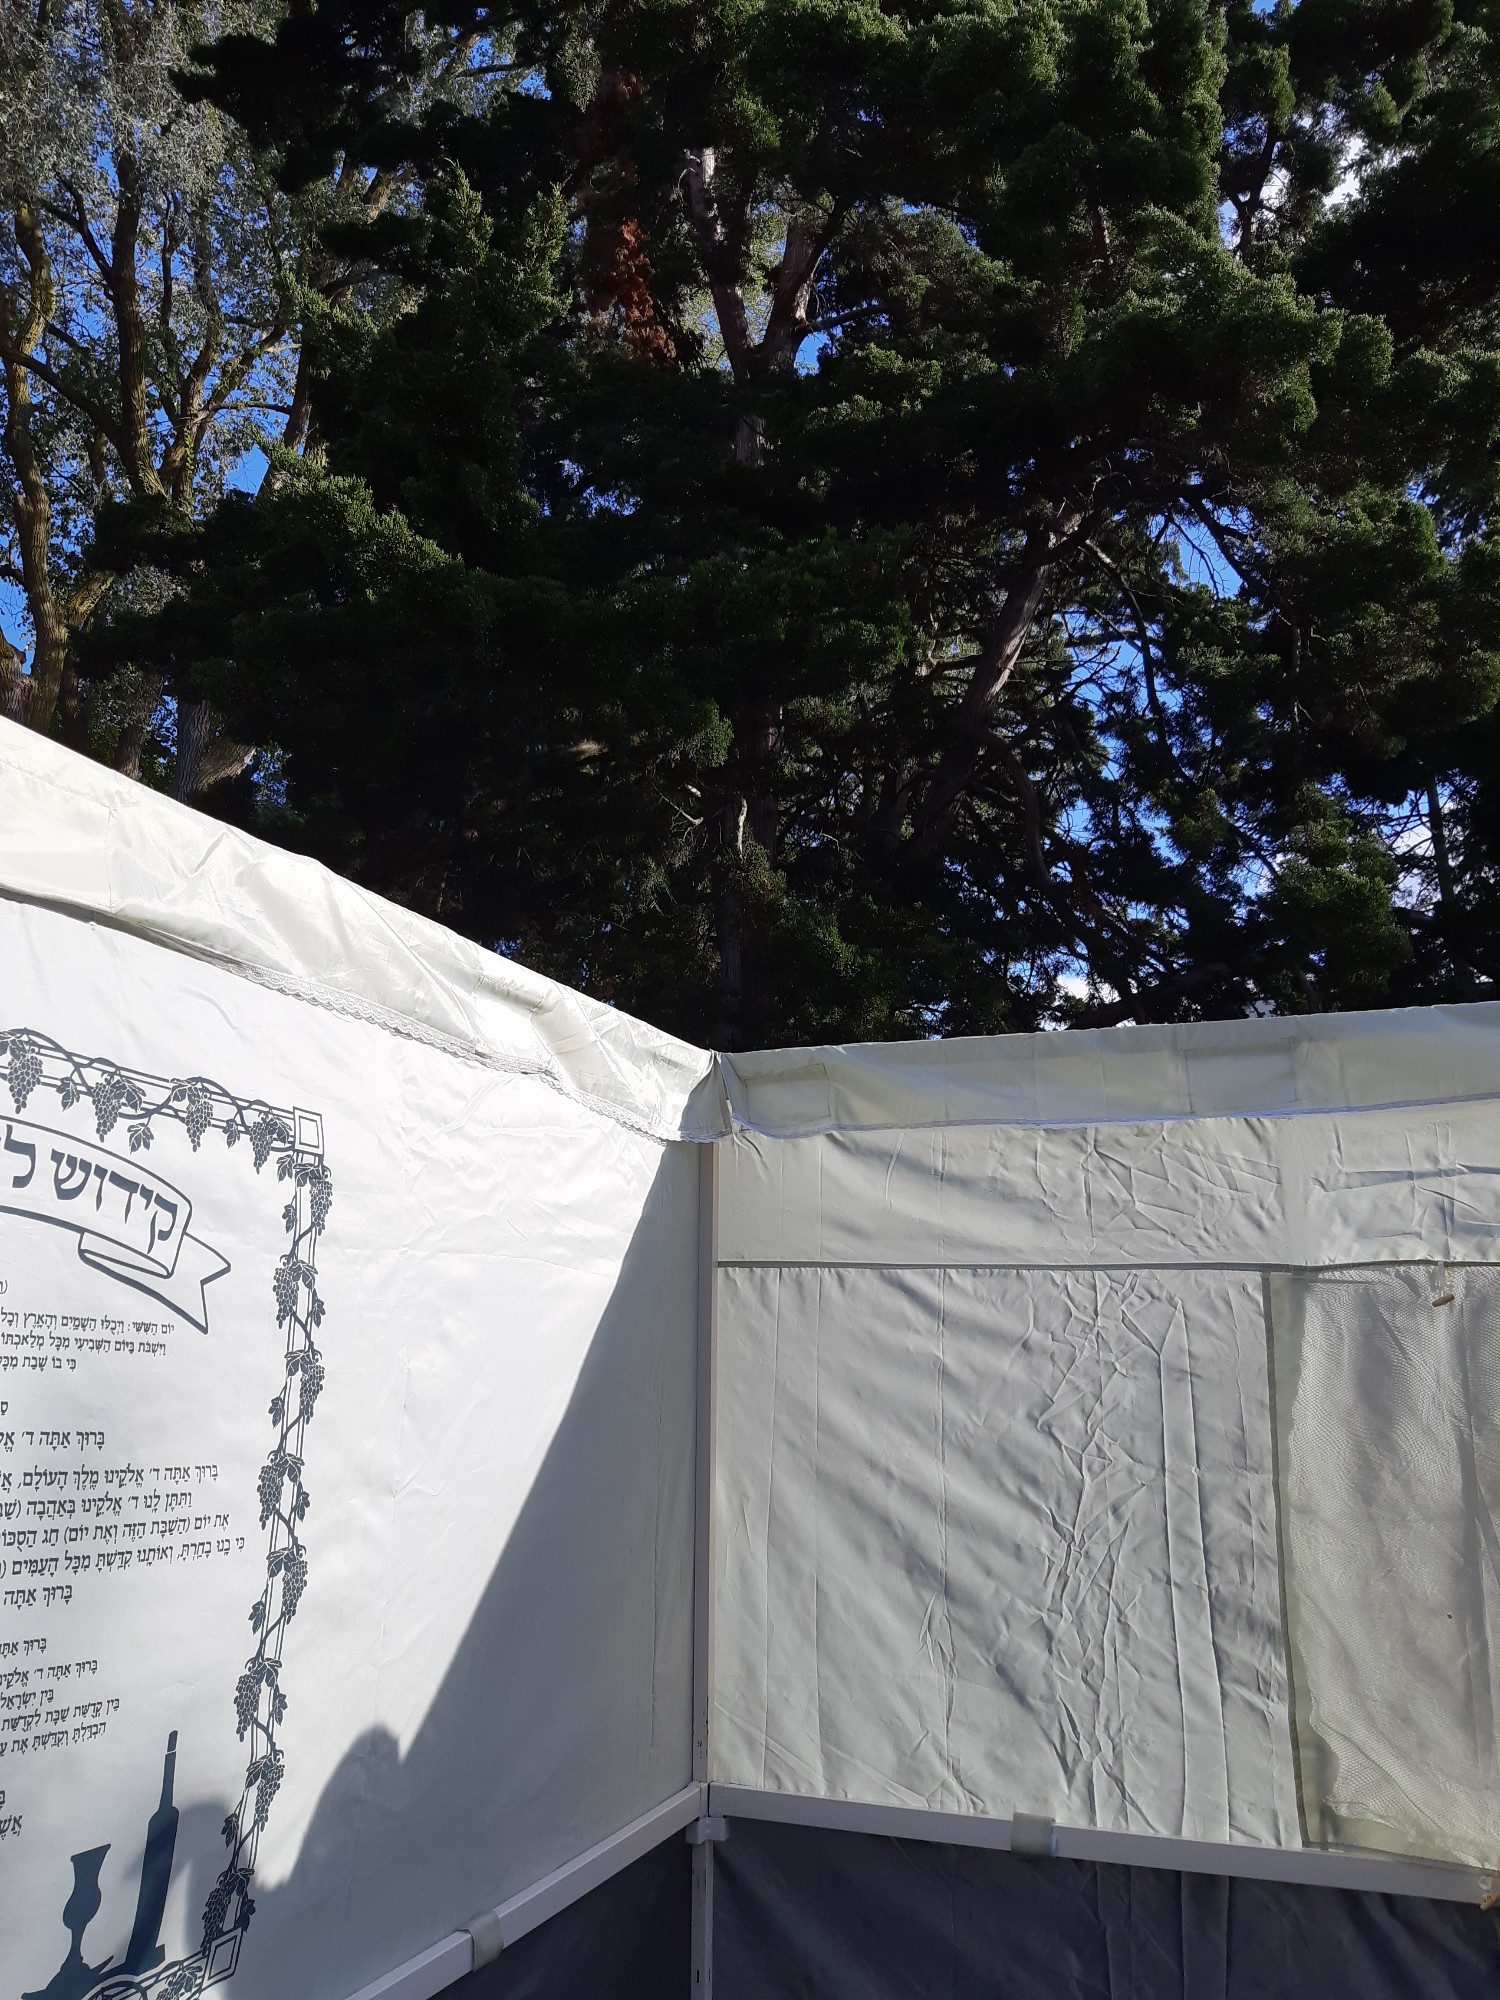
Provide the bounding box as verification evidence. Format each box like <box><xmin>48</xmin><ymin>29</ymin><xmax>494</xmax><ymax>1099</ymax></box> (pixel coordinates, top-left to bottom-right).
<box><xmin>714</xmin><ymin>1261</ymin><xmax>1299</xmax><ymax>1845</ymax></box>
<box><xmin>719</xmin><ymin>1104</ymin><xmax>1500</xmax><ymax>1268</ymax></box>
<box><xmin>722</xmin><ymin>1006</ymin><xmax>1500</xmax><ymax>1136</ymax></box>
<box><xmin>1270</xmin><ymin>1265</ymin><xmax>1500</xmax><ymax>1867</ymax></box>
<box><xmin>714</xmin><ymin>1035</ymin><xmax>1500</xmax><ymax>1867</ymax></box>
<box><xmin>0</xmin><ymin>719</ymin><xmax>726</xmax><ymax>1142</ymax></box>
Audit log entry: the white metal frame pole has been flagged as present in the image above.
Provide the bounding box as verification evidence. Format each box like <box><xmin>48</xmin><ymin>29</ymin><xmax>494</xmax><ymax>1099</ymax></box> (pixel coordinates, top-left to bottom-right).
<box><xmin>707</xmin><ymin>1785</ymin><xmax>1497</xmax><ymax>1906</ymax></box>
<box><xmin>339</xmin><ymin>1785</ymin><xmax>706</xmax><ymax>2000</ymax></box>
<box><xmin>690</xmin><ymin>1140</ymin><xmax>722</xmax><ymax>1994</ymax></box>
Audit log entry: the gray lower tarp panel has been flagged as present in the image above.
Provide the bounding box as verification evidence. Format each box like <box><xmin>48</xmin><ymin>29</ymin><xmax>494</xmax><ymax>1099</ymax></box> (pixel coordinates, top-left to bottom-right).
<box><xmin>450</xmin><ymin>1836</ymin><xmax>690</xmax><ymax>1998</ymax></box>
<box><xmin>712</xmin><ymin>1820</ymin><xmax>1500</xmax><ymax>2000</ymax></box>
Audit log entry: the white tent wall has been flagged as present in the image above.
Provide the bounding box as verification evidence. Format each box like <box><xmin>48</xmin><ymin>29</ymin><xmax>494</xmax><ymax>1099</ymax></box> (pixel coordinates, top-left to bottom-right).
<box><xmin>711</xmin><ymin>1024</ymin><xmax>1500</xmax><ymax>1883</ymax></box>
<box><xmin>0</xmin><ymin>726</ymin><xmax>706</xmax><ymax>2000</ymax></box>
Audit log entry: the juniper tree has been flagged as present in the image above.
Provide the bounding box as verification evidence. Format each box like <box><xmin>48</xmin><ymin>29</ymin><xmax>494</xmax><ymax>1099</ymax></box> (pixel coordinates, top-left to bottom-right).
<box><xmin>89</xmin><ymin>0</ymin><xmax>1500</xmax><ymax>1045</ymax></box>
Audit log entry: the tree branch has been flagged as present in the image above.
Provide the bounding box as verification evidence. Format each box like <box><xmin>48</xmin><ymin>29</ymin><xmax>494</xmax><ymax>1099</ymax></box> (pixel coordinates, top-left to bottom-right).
<box><xmin>1069</xmin><ymin>958</ymin><xmax>1236</xmax><ymax>1028</ymax></box>
<box><xmin>0</xmin><ymin>339</ymin><xmax>122</xmax><ymax>448</ymax></box>
<box><xmin>0</xmin><ymin>204</ymin><xmax>73</xmax><ymax>730</ymax></box>
<box><xmin>46</xmin><ymin>181</ymin><xmax>114</xmax><ymax>285</ymax></box>
<box><xmin>683</xmin><ymin>148</ymin><xmax>754</xmax><ymax>384</ymax></box>
<box><xmin>1086</xmin><ymin>540</ymin><xmax>1188</xmax><ymax>785</ymax></box>
<box><xmin>761</xmin><ymin>206</ymin><xmax>843</xmax><ymax>373</ymax></box>
<box><xmin>905</xmin><ymin>510</ymin><xmax>1086</xmax><ymax>858</ymax></box>
<box><xmin>109</xmin><ymin>152</ymin><xmax>160</xmax><ymax>495</ymax></box>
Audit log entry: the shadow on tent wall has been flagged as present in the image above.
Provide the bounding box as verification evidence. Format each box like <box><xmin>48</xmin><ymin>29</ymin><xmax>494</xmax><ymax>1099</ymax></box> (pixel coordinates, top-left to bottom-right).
<box><xmin>149</xmin><ymin>1135</ymin><xmax>699</xmax><ymax>2000</ymax></box>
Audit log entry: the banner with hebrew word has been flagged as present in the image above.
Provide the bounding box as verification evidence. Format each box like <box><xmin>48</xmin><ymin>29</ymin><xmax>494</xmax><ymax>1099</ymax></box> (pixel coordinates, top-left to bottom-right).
<box><xmin>1</xmin><ymin>1116</ymin><xmax>229</xmax><ymax>1333</ymax></box>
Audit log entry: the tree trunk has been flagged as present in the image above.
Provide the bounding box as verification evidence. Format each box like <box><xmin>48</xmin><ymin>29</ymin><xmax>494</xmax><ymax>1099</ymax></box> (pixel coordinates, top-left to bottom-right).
<box><xmin>684</xmin><ymin>149</ymin><xmax>754</xmax><ymax>384</ymax></box>
<box><xmin>904</xmin><ymin>560</ymin><xmax>1050</xmax><ymax>857</ymax></box>
<box><xmin>761</xmin><ymin>214</ymin><xmax>828</xmax><ymax>373</ymax></box>
<box><xmin>173</xmin><ymin>699</ymin><xmax>254</xmax><ymax>799</ymax></box>
<box><xmin>679</xmin><ymin>167</ymin><xmax>833</xmax><ymax>1039</ymax></box>
<box><xmin>110</xmin><ymin>155</ymin><xmax>158</xmax><ymax>497</ymax></box>
<box><xmin>1</xmin><ymin>202</ymin><xmax>74</xmax><ymax>733</ymax></box>
<box><xmin>710</xmin><ymin>795</ymin><xmax>749</xmax><ymax>1052</ymax></box>
<box><xmin>708</xmin><ymin>704</ymin><xmax>781</xmax><ymax>1049</ymax></box>
<box><xmin>0</xmin><ymin>631</ymin><xmax>29</xmax><ymax>723</ymax></box>
<box><xmin>113</xmin><ymin>674</ymin><xmax>164</xmax><ymax>778</ymax></box>
<box><xmin>1426</xmin><ymin>776</ymin><xmax>1458</xmax><ymax>914</ymax></box>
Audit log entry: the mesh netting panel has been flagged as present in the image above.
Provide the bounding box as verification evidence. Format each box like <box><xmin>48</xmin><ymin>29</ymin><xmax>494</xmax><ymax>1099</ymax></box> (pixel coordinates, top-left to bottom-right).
<box><xmin>1269</xmin><ymin>1264</ymin><xmax>1500</xmax><ymax>1864</ymax></box>
<box><xmin>713</xmin><ymin>1817</ymin><xmax>1500</xmax><ymax>2000</ymax></box>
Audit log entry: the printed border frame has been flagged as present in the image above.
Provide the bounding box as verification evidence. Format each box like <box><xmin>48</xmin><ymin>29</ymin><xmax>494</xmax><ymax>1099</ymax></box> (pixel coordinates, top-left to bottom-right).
<box><xmin>1</xmin><ymin>1029</ymin><xmax>333</xmax><ymax>1996</ymax></box>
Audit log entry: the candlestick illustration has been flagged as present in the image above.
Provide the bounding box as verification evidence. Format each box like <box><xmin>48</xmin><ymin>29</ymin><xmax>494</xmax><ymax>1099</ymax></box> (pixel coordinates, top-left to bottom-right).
<box><xmin>119</xmin><ymin>1730</ymin><xmax>180</xmax><ymax>1977</ymax></box>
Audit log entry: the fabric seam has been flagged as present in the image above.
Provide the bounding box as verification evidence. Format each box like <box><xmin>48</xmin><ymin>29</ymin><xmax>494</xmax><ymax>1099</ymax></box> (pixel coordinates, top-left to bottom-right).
<box><xmin>0</xmin><ymin>886</ymin><xmax>691</xmax><ymax>1144</ymax></box>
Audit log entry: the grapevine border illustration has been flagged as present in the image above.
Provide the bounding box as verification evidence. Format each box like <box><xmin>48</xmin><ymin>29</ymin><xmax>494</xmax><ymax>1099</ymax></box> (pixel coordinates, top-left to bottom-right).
<box><xmin>1</xmin><ymin>1028</ymin><xmax>332</xmax><ymax>1993</ymax></box>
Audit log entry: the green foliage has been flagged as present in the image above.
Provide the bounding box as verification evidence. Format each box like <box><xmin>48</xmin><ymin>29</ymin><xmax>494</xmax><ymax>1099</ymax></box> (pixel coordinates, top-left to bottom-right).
<box><xmin>75</xmin><ymin>0</ymin><xmax>1500</xmax><ymax>1043</ymax></box>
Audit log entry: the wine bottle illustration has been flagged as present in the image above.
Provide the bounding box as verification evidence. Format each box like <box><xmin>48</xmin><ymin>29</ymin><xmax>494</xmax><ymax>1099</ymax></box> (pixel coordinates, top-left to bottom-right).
<box><xmin>119</xmin><ymin>1730</ymin><xmax>180</xmax><ymax>1976</ymax></box>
